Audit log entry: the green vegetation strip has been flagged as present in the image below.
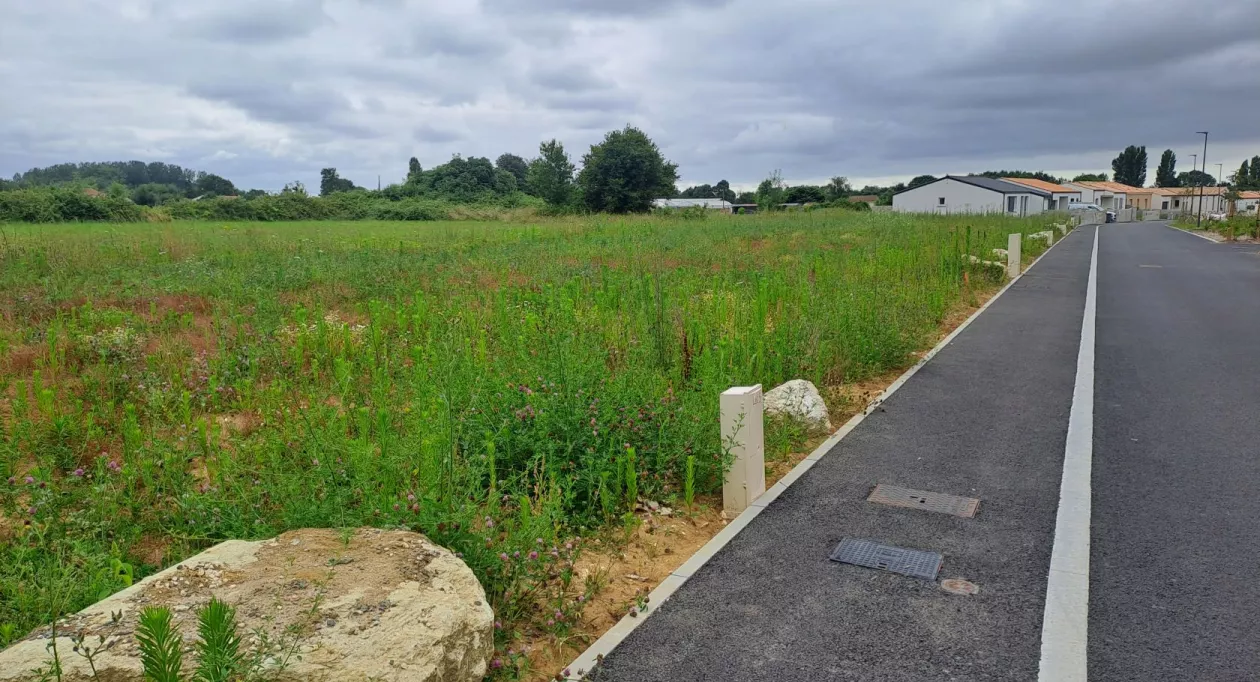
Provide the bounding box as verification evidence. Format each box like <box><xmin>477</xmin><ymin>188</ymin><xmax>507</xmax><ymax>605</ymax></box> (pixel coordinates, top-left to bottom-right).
<box><xmin>0</xmin><ymin>211</ymin><xmax>1053</xmax><ymax>676</ymax></box>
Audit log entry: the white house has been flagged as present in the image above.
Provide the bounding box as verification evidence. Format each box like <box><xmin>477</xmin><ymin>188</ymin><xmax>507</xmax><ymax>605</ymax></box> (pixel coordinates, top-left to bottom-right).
<box><xmin>1002</xmin><ymin>177</ymin><xmax>1081</xmax><ymax>211</ymax></box>
<box><xmin>892</xmin><ymin>176</ymin><xmax>1050</xmax><ymax>215</ymax></box>
<box><xmin>1063</xmin><ymin>181</ymin><xmax>1130</xmax><ymax>211</ymax></box>
<box><xmin>652</xmin><ymin>198</ymin><xmax>733</xmax><ymax>211</ymax></box>
<box><xmin>1151</xmin><ymin>186</ymin><xmax>1229</xmax><ymax>215</ymax></box>
<box><xmin>1236</xmin><ymin>191</ymin><xmax>1260</xmax><ymax>215</ymax></box>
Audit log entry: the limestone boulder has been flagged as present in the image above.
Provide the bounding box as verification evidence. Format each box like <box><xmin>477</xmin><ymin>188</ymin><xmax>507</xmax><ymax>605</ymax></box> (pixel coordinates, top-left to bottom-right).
<box><xmin>764</xmin><ymin>379</ymin><xmax>833</xmax><ymax>431</ymax></box>
<box><xmin>0</xmin><ymin>528</ymin><xmax>493</xmax><ymax>682</ymax></box>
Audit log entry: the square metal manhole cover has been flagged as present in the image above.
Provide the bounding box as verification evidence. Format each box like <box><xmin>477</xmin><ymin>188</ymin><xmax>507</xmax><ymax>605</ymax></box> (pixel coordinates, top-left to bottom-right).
<box><xmin>867</xmin><ymin>484</ymin><xmax>980</xmax><ymax>518</ymax></box>
<box><xmin>829</xmin><ymin>538</ymin><xmax>942</xmax><ymax>581</ymax></box>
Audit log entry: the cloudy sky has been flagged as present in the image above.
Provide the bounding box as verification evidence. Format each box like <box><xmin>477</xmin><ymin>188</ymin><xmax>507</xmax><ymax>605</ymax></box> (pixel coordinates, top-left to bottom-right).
<box><xmin>2</xmin><ymin>0</ymin><xmax>1259</xmax><ymax>191</ymax></box>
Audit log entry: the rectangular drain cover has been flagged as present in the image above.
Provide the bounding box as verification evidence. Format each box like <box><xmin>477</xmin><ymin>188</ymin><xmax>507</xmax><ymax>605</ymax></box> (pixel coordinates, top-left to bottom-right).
<box><xmin>867</xmin><ymin>484</ymin><xmax>980</xmax><ymax>518</ymax></box>
<box><xmin>829</xmin><ymin>538</ymin><xmax>942</xmax><ymax>580</ymax></box>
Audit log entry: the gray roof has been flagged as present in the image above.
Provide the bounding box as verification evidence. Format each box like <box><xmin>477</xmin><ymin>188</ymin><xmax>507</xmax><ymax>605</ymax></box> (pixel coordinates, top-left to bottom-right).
<box><xmin>949</xmin><ymin>175</ymin><xmax>1051</xmax><ymax>197</ymax></box>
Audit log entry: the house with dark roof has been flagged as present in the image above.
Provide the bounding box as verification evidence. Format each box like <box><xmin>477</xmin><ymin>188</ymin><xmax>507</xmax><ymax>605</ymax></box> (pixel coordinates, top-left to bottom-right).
<box><xmin>892</xmin><ymin>175</ymin><xmax>1051</xmax><ymax>216</ymax></box>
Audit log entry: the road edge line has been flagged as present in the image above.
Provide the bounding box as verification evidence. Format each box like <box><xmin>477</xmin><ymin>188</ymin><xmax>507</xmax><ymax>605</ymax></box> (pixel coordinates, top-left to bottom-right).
<box><xmin>563</xmin><ymin>227</ymin><xmax>1083</xmax><ymax>681</ymax></box>
<box><xmin>1037</xmin><ymin>225</ymin><xmax>1098</xmax><ymax>681</ymax></box>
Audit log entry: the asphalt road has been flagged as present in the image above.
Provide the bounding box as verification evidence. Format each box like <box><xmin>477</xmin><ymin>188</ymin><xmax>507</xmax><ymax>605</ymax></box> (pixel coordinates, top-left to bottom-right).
<box><xmin>591</xmin><ymin>226</ymin><xmax>1097</xmax><ymax>682</ymax></box>
<box><xmin>587</xmin><ymin>222</ymin><xmax>1260</xmax><ymax>681</ymax></box>
<box><xmin>1091</xmin><ymin>223</ymin><xmax>1260</xmax><ymax>680</ymax></box>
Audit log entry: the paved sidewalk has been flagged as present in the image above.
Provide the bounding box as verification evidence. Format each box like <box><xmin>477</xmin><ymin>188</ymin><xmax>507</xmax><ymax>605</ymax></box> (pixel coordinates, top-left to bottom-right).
<box><xmin>590</xmin><ymin>227</ymin><xmax>1096</xmax><ymax>681</ymax></box>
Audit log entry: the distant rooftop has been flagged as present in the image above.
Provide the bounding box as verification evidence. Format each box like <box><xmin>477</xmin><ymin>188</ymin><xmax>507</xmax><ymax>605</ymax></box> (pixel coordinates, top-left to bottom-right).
<box><xmin>949</xmin><ymin>175</ymin><xmax>1051</xmax><ymax>197</ymax></box>
<box><xmin>1002</xmin><ymin>177</ymin><xmax>1077</xmax><ymax>194</ymax></box>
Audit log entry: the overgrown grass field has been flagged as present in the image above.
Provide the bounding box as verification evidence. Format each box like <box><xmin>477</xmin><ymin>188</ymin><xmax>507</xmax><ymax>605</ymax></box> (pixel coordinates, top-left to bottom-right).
<box><xmin>0</xmin><ymin>210</ymin><xmax>1056</xmax><ymax>671</ymax></box>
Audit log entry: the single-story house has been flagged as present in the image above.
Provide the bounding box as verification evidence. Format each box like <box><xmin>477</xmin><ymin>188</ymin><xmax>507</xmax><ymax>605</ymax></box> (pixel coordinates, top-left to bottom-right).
<box><xmin>652</xmin><ymin>198</ymin><xmax>733</xmax><ymax>212</ymax></box>
<box><xmin>1236</xmin><ymin>191</ymin><xmax>1260</xmax><ymax>215</ymax></box>
<box><xmin>1121</xmin><ymin>187</ymin><xmax>1159</xmax><ymax>210</ymax></box>
<box><xmin>1063</xmin><ymin>181</ymin><xmax>1136</xmax><ymax>211</ymax></box>
<box><xmin>1151</xmin><ymin>186</ymin><xmax>1229</xmax><ymax>215</ymax></box>
<box><xmin>892</xmin><ymin>175</ymin><xmax>1050</xmax><ymax>215</ymax></box>
<box><xmin>847</xmin><ymin>195</ymin><xmax>879</xmax><ymax>207</ymax></box>
<box><xmin>1001</xmin><ymin>178</ymin><xmax>1081</xmax><ymax>211</ymax></box>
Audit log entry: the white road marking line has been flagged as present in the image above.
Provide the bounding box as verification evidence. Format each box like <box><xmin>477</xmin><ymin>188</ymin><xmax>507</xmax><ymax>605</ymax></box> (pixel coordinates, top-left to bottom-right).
<box><xmin>564</xmin><ymin>229</ymin><xmax>1086</xmax><ymax>680</ymax></box>
<box><xmin>1038</xmin><ymin>225</ymin><xmax>1098</xmax><ymax>682</ymax></box>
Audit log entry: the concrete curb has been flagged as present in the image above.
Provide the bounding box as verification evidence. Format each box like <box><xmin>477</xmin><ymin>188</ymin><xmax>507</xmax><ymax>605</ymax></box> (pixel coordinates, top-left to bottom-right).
<box><xmin>561</xmin><ymin>226</ymin><xmax>1084</xmax><ymax>681</ymax></box>
<box><xmin>1164</xmin><ymin>221</ymin><xmax>1224</xmax><ymax>243</ymax></box>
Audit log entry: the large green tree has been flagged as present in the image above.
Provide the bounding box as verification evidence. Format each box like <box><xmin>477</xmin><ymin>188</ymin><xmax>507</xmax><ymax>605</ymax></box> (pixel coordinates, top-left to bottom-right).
<box><xmin>407</xmin><ymin>157</ymin><xmax>423</xmax><ymax>184</ymax></box>
<box><xmin>825</xmin><ymin>176</ymin><xmax>852</xmax><ymax>200</ymax></box>
<box><xmin>907</xmin><ymin>174</ymin><xmax>937</xmax><ymax>189</ymax></box>
<box><xmin>1176</xmin><ymin>170</ymin><xmax>1215</xmax><ymax>187</ymax></box>
<box><xmin>495</xmin><ymin>154</ymin><xmax>530</xmax><ymax>191</ymax></box>
<box><xmin>318</xmin><ymin>168</ymin><xmax>357</xmax><ymax>196</ymax></box>
<box><xmin>784</xmin><ymin>185</ymin><xmax>826</xmax><ymax>204</ymax></box>
<box><xmin>1110</xmin><ymin>145</ymin><xmax>1147</xmax><ymax>187</ymax></box>
<box><xmin>194</xmin><ymin>173</ymin><xmax>238</xmax><ymax>197</ymax></box>
<box><xmin>1071</xmin><ymin>173</ymin><xmax>1108</xmax><ymax>182</ymax></box>
<box><xmin>526</xmin><ymin>140</ymin><xmax>576</xmax><ymax>208</ymax></box>
<box><xmin>578</xmin><ymin>126</ymin><xmax>678</xmax><ymax>213</ymax></box>
<box><xmin>755</xmin><ymin>170</ymin><xmax>786</xmax><ymax>208</ymax></box>
<box><xmin>1155</xmin><ymin>149</ymin><xmax>1178</xmax><ymax>187</ymax></box>
<box><xmin>976</xmin><ymin>170</ymin><xmax>1064</xmax><ymax>183</ymax></box>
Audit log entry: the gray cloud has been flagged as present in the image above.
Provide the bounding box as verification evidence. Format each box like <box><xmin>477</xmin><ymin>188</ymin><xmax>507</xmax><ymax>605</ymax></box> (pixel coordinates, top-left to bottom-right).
<box><xmin>1</xmin><ymin>0</ymin><xmax>1258</xmax><ymax>192</ymax></box>
<box><xmin>177</xmin><ymin>0</ymin><xmax>329</xmax><ymax>45</ymax></box>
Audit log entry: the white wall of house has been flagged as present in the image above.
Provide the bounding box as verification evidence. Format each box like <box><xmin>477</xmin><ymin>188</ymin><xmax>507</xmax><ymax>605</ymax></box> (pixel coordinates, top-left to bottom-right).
<box><xmin>1050</xmin><ymin>192</ymin><xmax>1081</xmax><ymax>211</ymax></box>
<box><xmin>1236</xmin><ymin>198</ymin><xmax>1259</xmax><ymax>214</ymax></box>
<box><xmin>893</xmin><ymin>179</ymin><xmax>1004</xmax><ymax>213</ymax></box>
<box><xmin>1157</xmin><ymin>192</ymin><xmax>1227</xmax><ymax>214</ymax></box>
<box><xmin>893</xmin><ymin>178</ymin><xmax>1046</xmax><ymax>215</ymax></box>
<box><xmin>1064</xmin><ymin>184</ymin><xmax>1125</xmax><ymax>210</ymax></box>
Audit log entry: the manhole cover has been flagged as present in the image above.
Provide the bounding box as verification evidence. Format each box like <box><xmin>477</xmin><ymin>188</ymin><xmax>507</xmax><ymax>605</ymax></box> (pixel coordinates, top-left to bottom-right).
<box><xmin>867</xmin><ymin>484</ymin><xmax>980</xmax><ymax>518</ymax></box>
<box><xmin>829</xmin><ymin>538</ymin><xmax>942</xmax><ymax>581</ymax></box>
<box><xmin>940</xmin><ymin>578</ymin><xmax>979</xmax><ymax>595</ymax></box>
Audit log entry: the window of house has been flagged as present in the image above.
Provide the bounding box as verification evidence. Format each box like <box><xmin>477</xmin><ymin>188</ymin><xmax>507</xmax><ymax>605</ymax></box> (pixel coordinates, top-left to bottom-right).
<box><xmin>938</xmin><ymin>197</ymin><xmax>945</xmax><ymax>205</ymax></box>
<box><xmin>1162</xmin><ymin>201</ymin><xmax>1169</xmax><ymax>210</ymax></box>
<box><xmin>1007</xmin><ymin>196</ymin><xmax>1017</xmax><ymax>212</ymax></box>
<box><xmin>1174</xmin><ymin>199</ymin><xmax>1180</xmax><ymax>208</ymax></box>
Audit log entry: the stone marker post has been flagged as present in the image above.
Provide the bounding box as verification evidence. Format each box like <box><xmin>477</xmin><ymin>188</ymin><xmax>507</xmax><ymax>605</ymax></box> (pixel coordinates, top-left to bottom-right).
<box><xmin>1007</xmin><ymin>233</ymin><xmax>1022</xmax><ymax>279</ymax></box>
<box><xmin>721</xmin><ymin>385</ymin><xmax>765</xmax><ymax>514</ymax></box>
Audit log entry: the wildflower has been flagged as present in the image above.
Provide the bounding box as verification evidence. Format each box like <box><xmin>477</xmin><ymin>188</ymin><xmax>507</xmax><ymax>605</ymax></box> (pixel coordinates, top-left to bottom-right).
<box><xmin>393</xmin><ymin>503</ymin><xmax>400</xmax><ymax>511</ymax></box>
<box><xmin>407</xmin><ymin>493</ymin><xmax>416</xmax><ymax>502</ymax></box>
<box><xmin>563</xmin><ymin>668</ymin><xmax>572</xmax><ymax>677</ymax></box>
<box><xmin>27</xmin><ymin>507</ymin><xmax>37</xmax><ymax>515</ymax></box>
<box><xmin>484</xmin><ymin>516</ymin><xmax>494</xmax><ymax>529</ymax></box>
<box><xmin>554</xmin><ymin>609</ymin><xmax>562</xmax><ymax>619</ymax></box>
<box><xmin>528</xmin><ymin>551</ymin><xmax>538</xmax><ymax>560</ymax></box>
<box><xmin>311</xmin><ymin>458</ymin><xmax>319</xmax><ymax>467</ymax></box>
<box><xmin>491</xmin><ymin>659</ymin><xmax>503</xmax><ymax>669</ymax></box>
<box><xmin>577</xmin><ymin>595</ymin><xmax>586</xmax><ymax>603</ymax></box>
<box><xmin>499</xmin><ymin>553</ymin><xmax>509</xmax><ymax>561</ymax></box>
<box><xmin>107</xmin><ymin>461</ymin><xmax>121</xmax><ymax>472</ymax></box>
<box><xmin>494</xmin><ymin>621</ymin><xmax>503</xmax><ymax>630</ymax></box>
<box><xmin>24</xmin><ymin>476</ymin><xmax>34</xmax><ymax>485</ymax></box>
<box><xmin>536</xmin><ymin>538</ymin><xmax>544</xmax><ymax>545</ymax></box>
<box><xmin>410</xmin><ymin>503</ymin><xmax>419</xmax><ymax>513</ymax></box>
<box><xmin>72</xmin><ymin>468</ymin><xmax>85</xmax><ymax>477</ymax></box>
<box><xmin>513</xmin><ymin>551</ymin><xmax>520</xmax><ymax>558</ymax></box>
<box><xmin>547</xmin><ymin>619</ymin><xmax>555</xmax><ymax>626</ymax></box>
<box><xmin>565</xmin><ymin>542</ymin><xmax>573</xmax><ymax>551</ymax></box>
<box><xmin>6</xmin><ymin>477</ymin><xmax>14</xmax><ymax>485</ymax></box>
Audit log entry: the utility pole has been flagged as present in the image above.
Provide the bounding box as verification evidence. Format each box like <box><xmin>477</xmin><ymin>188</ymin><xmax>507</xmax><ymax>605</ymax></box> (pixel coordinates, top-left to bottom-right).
<box><xmin>1197</xmin><ymin>131</ymin><xmax>1209</xmax><ymax>228</ymax></box>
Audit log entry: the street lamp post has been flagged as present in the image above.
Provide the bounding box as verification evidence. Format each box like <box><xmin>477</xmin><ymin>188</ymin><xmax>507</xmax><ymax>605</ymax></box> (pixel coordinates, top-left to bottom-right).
<box><xmin>1197</xmin><ymin>131</ymin><xmax>1209</xmax><ymax>228</ymax></box>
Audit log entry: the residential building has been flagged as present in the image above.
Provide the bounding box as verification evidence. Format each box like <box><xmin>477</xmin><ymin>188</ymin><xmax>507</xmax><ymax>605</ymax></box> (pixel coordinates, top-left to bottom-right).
<box><xmin>1121</xmin><ymin>188</ymin><xmax>1159</xmax><ymax>210</ymax></box>
<box><xmin>652</xmin><ymin>198</ymin><xmax>733</xmax><ymax>211</ymax></box>
<box><xmin>1236</xmin><ymin>191</ymin><xmax>1260</xmax><ymax>215</ymax></box>
<box><xmin>1063</xmin><ymin>180</ymin><xmax>1135</xmax><ymax>211</ymax></box>
<box><xmin>1152</xmin><ymin>186</ymin><xmax>1229</xmax><ymax>215</ymax></box>
<box><xmin>1001</xmin><ymin>178</ymin><xmax>1081</xmax><ymax>211</ymax></box>
<box><xmin>892</xmin><ymin>176</ymin><xmax>1049</xmax><ymax>215</ymax></box>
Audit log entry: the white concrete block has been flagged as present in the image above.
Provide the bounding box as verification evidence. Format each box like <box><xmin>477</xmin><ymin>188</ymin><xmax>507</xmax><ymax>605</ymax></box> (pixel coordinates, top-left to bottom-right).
<box><xmin>1007</xmin><ymin>233</ymin><xmax>1022</xmax><ymax>279</ymax></box>
<box><xmin>721</xmin><ymin>384</ymin><xmax>765</xmax><ymax>514</ymax></box>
